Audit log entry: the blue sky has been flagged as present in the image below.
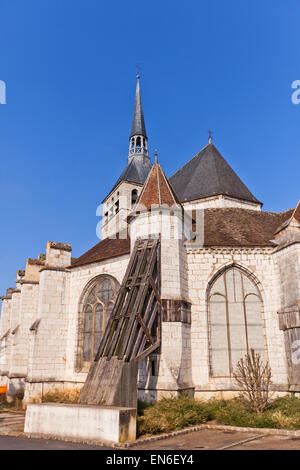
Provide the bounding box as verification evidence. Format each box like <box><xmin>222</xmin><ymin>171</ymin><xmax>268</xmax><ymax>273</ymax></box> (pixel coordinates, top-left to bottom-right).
<box><xmin>0</xmin><ymin>0</ymin><xmax>299</xmax><ymax>295</ymax></box>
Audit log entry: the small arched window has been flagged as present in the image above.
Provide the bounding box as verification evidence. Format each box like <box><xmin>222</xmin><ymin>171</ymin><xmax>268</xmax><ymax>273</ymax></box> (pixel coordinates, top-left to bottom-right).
<box><xmin>79</xmin><ymin>275</ymin><xmax>119</xmax><ymax>368</ymax></box>
<box><xmin>208</xmin><ymin>266</ymin><xmax>265</xmax><ymax>377</ymax></box>
<box><xmin>131</xmin><ymin>189</ymin><xmax>138</xmax><ymax>208</ymax></box>
<box><xmin>136</xmin><ymin>136</ymin><xmax>141</xmax><ymax>147</ymax></box>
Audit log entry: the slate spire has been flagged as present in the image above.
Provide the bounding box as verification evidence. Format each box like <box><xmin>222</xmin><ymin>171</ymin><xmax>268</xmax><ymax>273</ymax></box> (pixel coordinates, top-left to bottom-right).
<box><xmin>105</xmin><ymin>76</ymin><xmax>152</xmax><ymax>199</ymax></box>
<box><xmin>130</xmin><ymin>75</ymin><xmax>147</xmax><ymax>138</ymax></box>
<box><xmin>128</xmin><ymin>76</ymin><xmax>149</xmax><ymax>163</ymax></box>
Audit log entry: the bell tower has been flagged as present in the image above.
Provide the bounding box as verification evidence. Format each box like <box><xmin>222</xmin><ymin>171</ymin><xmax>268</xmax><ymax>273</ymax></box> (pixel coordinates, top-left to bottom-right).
<box><xmin>101</xmin><ymin>75</ymin><xmax>152</xmax><ymax>240</ymax></box>
<box><xmin>128</xmin><ymin>75</ymin><xmax>149</xmax><ymax>162</ymax></box>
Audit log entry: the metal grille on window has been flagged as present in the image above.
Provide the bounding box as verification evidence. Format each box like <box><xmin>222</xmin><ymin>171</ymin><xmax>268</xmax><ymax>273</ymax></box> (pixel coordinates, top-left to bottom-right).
<box><xmin>82</xmin><ymin>276</ymin><xmax>119</xmax><ymax>364</ymax></box>
<box><xmin>208</xmin><ymin>267</ymin><xmax>265</xmax><ymax>377</ymax></box>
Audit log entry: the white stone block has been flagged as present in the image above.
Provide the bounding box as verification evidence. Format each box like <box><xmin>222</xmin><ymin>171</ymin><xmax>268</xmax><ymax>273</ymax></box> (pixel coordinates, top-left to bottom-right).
<box><xmin>24</xmin><ymin>403</ymin><xmax>136</xmax><ymax>443</ymax></box>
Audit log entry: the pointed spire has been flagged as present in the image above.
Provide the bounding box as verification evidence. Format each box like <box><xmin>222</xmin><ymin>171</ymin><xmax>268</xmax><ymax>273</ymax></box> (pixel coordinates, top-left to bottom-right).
<box><xmin>128</xmin><ymin>75</ymin><xmax>149</xmax><ymax>163</ymax></box>
<box><xmin>130</xmin><ymin>75</ymin><xmax>147</xmax><ymax>138</ymax></box>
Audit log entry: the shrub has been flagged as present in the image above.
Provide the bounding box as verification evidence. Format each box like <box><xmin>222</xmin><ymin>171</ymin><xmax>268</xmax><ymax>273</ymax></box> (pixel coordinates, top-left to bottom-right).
<box><xmin>136</xmin><ymin>394</ymin><xmax>300</xmax><ymax>437</ymax></box>
<box><xmin>233</xmin><ymin>349</ymin><xmax>272</xmax><ymax>413</ymax></box>
<box><xmin>137</xmin><ymin>396</ymin><xmax>210</xmax><ymax>436</ymax></box>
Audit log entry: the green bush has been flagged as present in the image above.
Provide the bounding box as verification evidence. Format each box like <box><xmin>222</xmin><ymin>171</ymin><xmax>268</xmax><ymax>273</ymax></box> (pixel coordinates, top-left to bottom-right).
<box><xmin>136</xmin><ymin>395</ymin><xmax>300</xmax><ymax>437</ymax></box>
<box><xmin>137</xmin><ymin>396</ymin><xmax>210</xmax><ymax>436</ymax></box>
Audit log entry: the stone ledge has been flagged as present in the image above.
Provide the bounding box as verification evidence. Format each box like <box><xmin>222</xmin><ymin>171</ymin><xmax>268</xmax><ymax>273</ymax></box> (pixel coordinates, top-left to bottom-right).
<box><xmin>39</xmin><ymin>266</ymin><xmax>69</xmax><ymax>273</ymax></box>
<box><xmin>19</xmin><ymin>280</ymin><xmax>39</xmax><ymax>285</ymax></box>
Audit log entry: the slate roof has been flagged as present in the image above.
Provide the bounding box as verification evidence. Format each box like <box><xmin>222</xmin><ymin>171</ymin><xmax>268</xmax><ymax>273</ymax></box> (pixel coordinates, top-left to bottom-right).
<box><xmin>169</xmin><ymin>142</ymin><xmax>262</xmax><ymax>205</ymax></box>
<box><xmin>130</xmin><ymin>76</ymin><xmax>147</xmax><ymax>138</ymax></box>
<box><xmin>105</xmin><ymin>156</ymin><xmax>153</xmax><ymax>201</ymax></box>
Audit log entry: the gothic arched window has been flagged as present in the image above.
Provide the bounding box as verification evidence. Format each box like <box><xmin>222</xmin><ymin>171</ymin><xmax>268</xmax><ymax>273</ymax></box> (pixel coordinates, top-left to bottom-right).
<box><xmin>79</xmin><ymin>275</ymin><xmax>119</xmax><ymax>368</ymax></box>
<box><xmin>208</xmin><ymin>266</ymin><xmax>265</xmax><ymax>377</ymax></box>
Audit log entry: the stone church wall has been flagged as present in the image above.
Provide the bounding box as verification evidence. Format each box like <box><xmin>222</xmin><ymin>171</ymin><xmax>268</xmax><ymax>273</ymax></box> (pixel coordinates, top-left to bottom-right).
<box><xmin>186</xmin><ymin>246</ymin><xmax>289</xmax><ymax>399</ymax></box>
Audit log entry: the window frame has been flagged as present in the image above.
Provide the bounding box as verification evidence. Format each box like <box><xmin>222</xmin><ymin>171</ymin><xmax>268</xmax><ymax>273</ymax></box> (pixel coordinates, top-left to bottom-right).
<box><xmin>207</xmin><ymin>265</ymin><xmax>266</xmax><ymax>379</ymax></box>
<box><xmin>76</xmin><ymin>274</ymin><xmax>119</xmax><ymax>372</ymax></box>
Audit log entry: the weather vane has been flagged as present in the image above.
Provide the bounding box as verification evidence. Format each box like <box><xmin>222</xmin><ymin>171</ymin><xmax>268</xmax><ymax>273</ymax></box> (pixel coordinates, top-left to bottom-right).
<box><xmin>136</xmin><ymin>63</ymin><xmax>141</xmax><ymax>78</ymax></box>
<box><xmin>208</xmin><ymin>129</ymin><xmax>213</xmax><ymax>144</ymax></box>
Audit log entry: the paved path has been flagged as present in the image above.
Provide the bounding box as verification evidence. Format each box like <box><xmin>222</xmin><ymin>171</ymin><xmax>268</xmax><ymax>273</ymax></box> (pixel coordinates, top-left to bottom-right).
<box><xmin>0</xmin><ymin>434</ymin><xmax>112</xmax><ymax>450</ymax></box>
<box><xmin>0</xmin><ymin>411</ymin><xmax>25</xmax><ymax>434</ymax></box>
<box><xmin>131</xmin><ymin>429</ymin><xmax>300</xmax><ymax>450</ymax></box>
<box><xmin>1</xmin><ymin>410</ymin><xmax>300</xmax><ymax>450</ymax></box>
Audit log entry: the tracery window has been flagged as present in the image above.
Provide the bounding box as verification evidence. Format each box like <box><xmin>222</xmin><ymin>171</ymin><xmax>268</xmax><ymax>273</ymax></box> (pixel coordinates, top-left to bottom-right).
<box><xmin>80</xmin><ymin>275</ymin><xmax>119</xmax><ymax>367</ymax></box>
<box><xmin>208</xmin><ymin>266</ymin><xmax>265</xmax><ymax>377</ymax></box>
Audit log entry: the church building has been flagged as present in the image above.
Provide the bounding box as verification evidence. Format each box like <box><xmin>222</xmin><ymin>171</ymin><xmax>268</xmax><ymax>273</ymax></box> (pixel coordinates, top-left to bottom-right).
<box><xmin>1</xmin><ymin>76</ymin><xmax>300</xmax><ymax>405</ymax></box>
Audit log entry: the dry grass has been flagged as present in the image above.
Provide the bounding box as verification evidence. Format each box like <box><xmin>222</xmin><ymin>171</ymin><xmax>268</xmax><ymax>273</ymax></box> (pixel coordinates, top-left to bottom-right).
<box><xmin>41</xmin><ymin>387</ymin><xmax>81</xmax><ymax>404</ymax></box>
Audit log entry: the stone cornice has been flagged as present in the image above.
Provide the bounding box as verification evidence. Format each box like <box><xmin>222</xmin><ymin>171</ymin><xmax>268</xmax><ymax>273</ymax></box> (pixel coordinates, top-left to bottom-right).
<box><xmin>185</xmin><ymin>246</ymin><xmax>273</xmax><ymax>255</ymax></box>
<box><xmin>27</xmin><ymin>258</ymin><xmax>45</xmax><ymax>266</ymax></box>
<box><xmin>25</xmin><ymin>377</ymin><xmax>80</xmax><ymax>384</ymax></box>
<box><xmin>39</xmin><ymin>266</ymin><xmax>70</xmax><ymax>273</ymax></box>
<box><xmin>18</xmin><ymin>280</ymin><xmax>39</xmax><ymax>285</ymax></box>
<box><xmin>48</xmin><ymin>241</ymin><xmax>72</xmax><ymax>252</ymax></box>
<box><xmin>8</xmin><ymin>373</ymin><xmax>26</xmax><ymax>379</ymax></box>
<box><xmin>11</xmin><ymin>288</ymin><xmax>21</xmax><ymax>294</ymax></box>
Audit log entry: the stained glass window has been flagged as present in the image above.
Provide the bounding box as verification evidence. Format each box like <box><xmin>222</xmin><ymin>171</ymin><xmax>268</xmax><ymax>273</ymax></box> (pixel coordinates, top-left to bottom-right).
<box><xmin>81</xmin><ymin>275</ymin><xmax>119</xmax><ymax>365</ymax></box>
<box><xmin>208</xmin><ymin>267</ymin><xmax>265</xmax><ymax>377</ymax></box>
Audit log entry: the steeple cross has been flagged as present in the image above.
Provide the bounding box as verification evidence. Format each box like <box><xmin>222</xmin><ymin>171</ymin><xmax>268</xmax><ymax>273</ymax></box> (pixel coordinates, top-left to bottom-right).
<box><xmin>136</xmin><ymin>64</ymin><xmax>141</xmax><ymax>79</ymax></box>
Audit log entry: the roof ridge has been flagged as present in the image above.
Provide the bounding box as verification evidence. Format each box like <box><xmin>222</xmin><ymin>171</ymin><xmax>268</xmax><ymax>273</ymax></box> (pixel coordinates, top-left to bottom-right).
<box><xmin>291</xmin><ymin>200</ymin><xmax>300</xmax><ymax>223</ymax></box>
<box><xmin>158</xmin><ymin>164</ymin><xmax>181</xmax><ymax>206</ymax></box>
<box><xmin>156</xmin><ymin>163</ymin><xmax>162</xmax><ymax>206</ymax></box>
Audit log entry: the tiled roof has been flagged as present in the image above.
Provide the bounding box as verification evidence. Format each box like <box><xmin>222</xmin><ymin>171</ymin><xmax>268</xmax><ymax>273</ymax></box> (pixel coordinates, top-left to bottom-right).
<box><xmin>71</xmin><ymin>208</ymin><xmax>296</xmax><ymax>268</ymax></box>
<box><xmin>292</xmin><ymin>201</ymin><xmax>300</xmax><ymax>224</ymax></box>
<box><xmin>274</xmin><ymin>201</ymin><xmax>300</xmax><ymax>234</ymax></box>
<box><xmin>134</xmin><ymin>162</ymin><xmax>181</xmax><ymax>211</ymax></box>
<box><xmin>195</xmin><ymin>207</ymin><xmax>295</xmax><ymax>247</ymax></box>
<box><xmin>70</xmin><ymin>232</ymin><xmax>130</xmax><ymax>268</ymax></box>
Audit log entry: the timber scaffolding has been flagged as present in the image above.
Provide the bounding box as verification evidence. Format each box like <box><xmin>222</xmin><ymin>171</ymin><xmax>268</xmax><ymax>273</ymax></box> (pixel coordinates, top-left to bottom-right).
<box><xmin>79</xmin><ymin>237</ymin><xmax>161</xmax><ymax>407</ymax></box>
